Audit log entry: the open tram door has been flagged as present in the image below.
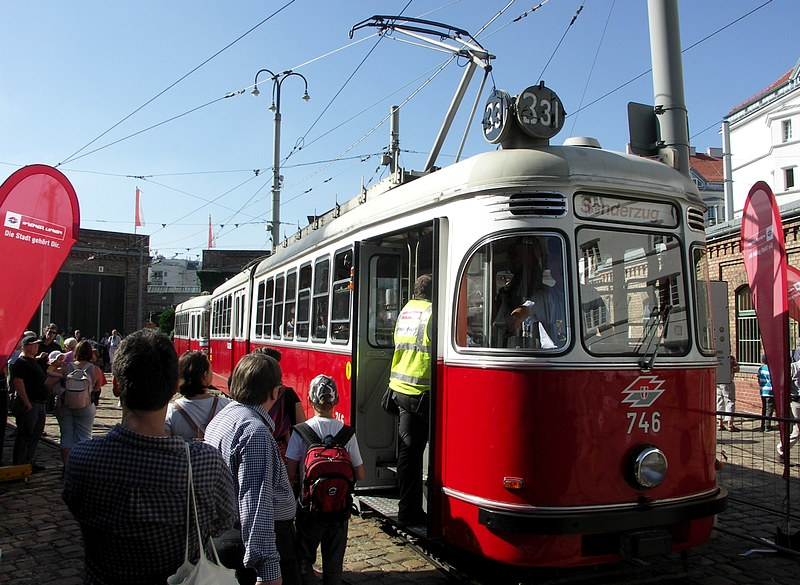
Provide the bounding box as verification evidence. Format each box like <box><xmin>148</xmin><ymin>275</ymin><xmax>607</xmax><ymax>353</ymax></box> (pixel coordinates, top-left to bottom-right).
<box><xmin>353</xmin><ymin>221</ymin><xmax>439</xmax><ymax>531</ymax></box>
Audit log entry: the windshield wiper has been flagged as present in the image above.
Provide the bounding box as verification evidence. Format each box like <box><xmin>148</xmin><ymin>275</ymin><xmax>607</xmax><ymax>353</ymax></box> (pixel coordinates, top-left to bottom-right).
<box><xmin>639</xmin><ymin>304</ymin><xmax>672</xmax><ymax>372</ymax></box>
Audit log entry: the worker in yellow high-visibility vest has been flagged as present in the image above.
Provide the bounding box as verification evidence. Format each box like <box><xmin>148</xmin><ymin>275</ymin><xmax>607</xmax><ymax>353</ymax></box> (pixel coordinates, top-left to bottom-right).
<box><xmin>388</xmin><ymin>274</ymin><xmax>432</xmax><ymax>527</ymax></box>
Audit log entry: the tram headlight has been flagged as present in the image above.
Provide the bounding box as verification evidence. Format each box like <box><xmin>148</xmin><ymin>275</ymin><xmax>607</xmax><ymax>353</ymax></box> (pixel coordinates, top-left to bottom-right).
<box><xmin>629</xmin><ymin>445</ymin><xmax>668</xmax><ymax>489</ymax></box>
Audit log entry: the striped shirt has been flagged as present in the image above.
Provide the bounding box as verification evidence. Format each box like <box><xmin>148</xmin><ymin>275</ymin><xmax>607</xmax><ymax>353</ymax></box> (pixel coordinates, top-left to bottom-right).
<box><xmin>205</xmin><ymin>402</ymin><xmax>296</xmax><ymax>582</ymax></box>
<box><xmin>62</xmin><ymin>424</ymin><xmax>237</xmax><ymax>585</ymax></box>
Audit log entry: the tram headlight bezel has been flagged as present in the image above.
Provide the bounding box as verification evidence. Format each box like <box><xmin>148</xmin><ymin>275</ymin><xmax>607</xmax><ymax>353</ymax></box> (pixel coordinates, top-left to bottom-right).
<box><xmin>629</xmin><ymin>445</ymin><xmax>668</xmax><ymax>489</ymax></box>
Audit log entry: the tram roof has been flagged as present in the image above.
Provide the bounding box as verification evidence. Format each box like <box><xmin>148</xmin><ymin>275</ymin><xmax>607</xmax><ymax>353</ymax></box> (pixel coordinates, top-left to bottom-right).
<box><xmin>175</xmin><ymin>293</ymin><xmax>212</xmax><ymax>312</ymax></box>
<box><xmin>256</xmin><ymin>145</ymin><xmax>702</xmax><ymax>273</ymax></box>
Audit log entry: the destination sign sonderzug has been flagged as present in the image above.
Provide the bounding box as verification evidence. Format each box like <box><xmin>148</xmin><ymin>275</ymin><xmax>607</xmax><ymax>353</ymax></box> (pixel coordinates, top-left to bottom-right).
<box><xmin>574</xmin><ymin>194</ymin><xmax>677</xmax><ymax>227</ymax></box>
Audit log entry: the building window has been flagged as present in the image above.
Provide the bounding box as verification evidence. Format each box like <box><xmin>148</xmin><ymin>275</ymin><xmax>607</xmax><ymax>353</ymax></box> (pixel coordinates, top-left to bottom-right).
<box><xmin>786</xmin><ymin>167</ymin><xmax>795</xmax><ymax>190</ymax></box>
<box><xmin>736</xmin><ymin>286</ymin><xmax>761</xmax><ymax>366</ymax></box>
<box><xmin>784</xmin><ymin>119</ymin><xmax>793</xmax><ymax>142</ymax></box>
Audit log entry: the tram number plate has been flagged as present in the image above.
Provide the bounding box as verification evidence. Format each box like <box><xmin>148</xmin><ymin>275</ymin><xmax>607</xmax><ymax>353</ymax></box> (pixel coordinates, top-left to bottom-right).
<box><xmin>626</xmin><ymin>411</ymin><xmax>661</xmax><ymax>434</ymax></box>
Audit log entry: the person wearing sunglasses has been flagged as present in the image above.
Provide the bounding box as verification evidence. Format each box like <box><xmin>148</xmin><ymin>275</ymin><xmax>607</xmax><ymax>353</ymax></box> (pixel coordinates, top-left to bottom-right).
<box><xmin>36</xmin><ymin>324</ymin><xmax>62</xmax><ymax>369</ymax></box>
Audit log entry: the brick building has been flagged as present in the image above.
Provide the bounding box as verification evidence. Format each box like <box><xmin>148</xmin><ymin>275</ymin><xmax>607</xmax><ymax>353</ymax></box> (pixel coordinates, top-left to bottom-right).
<box><xmin>197</xmin><ymin>249</ymin><xmax>269</xmax><ymax>292</ymax></box>
<box><xmin>30</xmin><ymin>228</ymin><xmax>149</xmax><ymax>340</ymax></box>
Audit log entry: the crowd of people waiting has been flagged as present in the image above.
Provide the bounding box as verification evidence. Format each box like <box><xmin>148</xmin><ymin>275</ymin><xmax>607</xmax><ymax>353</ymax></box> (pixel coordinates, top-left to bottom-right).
<box><xmin>3</xmin><ymin>323</ymin><xmax>363</xmax><ymax>585</ymax></box>
<box><xmin>0</xmin><ymin>324</ymin><xmax>122</xmax><ymax>473</ymax></box>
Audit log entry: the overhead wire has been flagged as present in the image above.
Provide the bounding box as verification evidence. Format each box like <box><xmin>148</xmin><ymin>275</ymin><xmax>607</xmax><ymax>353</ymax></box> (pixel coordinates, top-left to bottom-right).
<box><xmin>569</xmin><ymin>0</ymin><xmax>616</xmax><ymax>135</ymax></box>
<box><xmin>57</xmin><ymin>0</ymin><xmax>299</xmax><ymax>167</ymax></box>
<box><xmin>537</xmin><ymin>1</ymin><xmax>585</xmax><ymax>83</ymax></box>
<box><xmin>567</xmin><ymin>0</ymin><xmax>774</xmax><ymax>120</ymax></box>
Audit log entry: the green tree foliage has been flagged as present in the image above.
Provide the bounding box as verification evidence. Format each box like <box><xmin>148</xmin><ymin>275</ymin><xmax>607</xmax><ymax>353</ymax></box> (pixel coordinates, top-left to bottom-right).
<box><xmin>159</xmin><ymin>307</ymin><xmax>175</xmax><ymax>335</ymax></box>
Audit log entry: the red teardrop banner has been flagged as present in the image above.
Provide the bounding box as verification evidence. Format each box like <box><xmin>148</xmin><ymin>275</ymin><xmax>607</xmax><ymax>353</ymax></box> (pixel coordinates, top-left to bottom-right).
<box><xmin>0</xmin><ymin>165</ymin><xmax>80</xmax><ymax>369</ymax></box>
<box><xmin>741</xmin><ymin>180</ymin><xmax>789</xmax><ymax>469</ymax></box>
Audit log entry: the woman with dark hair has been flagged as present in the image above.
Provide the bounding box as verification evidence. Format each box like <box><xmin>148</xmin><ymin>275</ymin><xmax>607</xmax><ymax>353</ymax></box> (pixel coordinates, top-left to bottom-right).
<box><xmin>165</xmin><ymin>350</ymin><xmax>229</xmax><ymax>441</ymax></box>
<box><xmin>56</xmin><ymin>339</ymin><xmax>103</xmax><ymax>467</ymax></box>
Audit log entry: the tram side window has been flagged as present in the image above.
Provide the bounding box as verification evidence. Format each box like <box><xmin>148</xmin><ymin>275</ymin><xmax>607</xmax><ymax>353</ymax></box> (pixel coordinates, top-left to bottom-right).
<box><xmin>282</xmin><ymin>272</ymin><xmax>296</xmax><ymax>340</ymax></box>
<box><xmin>296</xmin><ymin>264</ymin><xmax>312</xmax><ymax>341</ymax></box>
<box><xmin>455</xmin><ymin>234</ymin><xmax>569</xmax><ymax>350</ymax></box>
<box><xmin>215</xmin><ymin>295</ymin><xmax>230</xmax><ymax>337</ymax></box>
<box><xmin>201</xmin><ymin>310</ymin><xmax>209</xmax><ymax>340</ymax></box>
<box><xmin>224</xmin><ymin>295</ymin><xmax>232</xmax><ymax>337</ymax></box>
<box><xmin>255</xmin><ymin>281</ymin><xmax>266</xmax><ymax>338</ymax></box>
<box><xmin>312</xmin><ymin>258</ymin><xmax>330</xmax><ymax>341</ymax></box>
<box><xmin>233</xmin><ymin>294</ymin><xmax>242</xmax><ymax>338</ymax></box>
<box><xmin>330</xmin><ymin>249</ymin><xmax>353</xmax><ymax>343</ymax></box>
<box><xmin>368</xmin><ymin>255</ymin><xmax>401</xmax><ymax>348</ymax></box>
<box><xmin>255</xmin><ymin>280</ymin><xmax>275</xmax><ymax>339</ymax></box>
<box><xmin>576</xmin><ymin>228</ymin><xmax>688</xmax><ymax>356</ymax></box>
<box><xmin>692</xmin><ymin>247</ymin><xmax>715</xmax><ymax>355</ymax></box>
<box><xmin>273</xmin><ymin>276</ymin><xmax>285</xmax><ymax>339</ymax></box>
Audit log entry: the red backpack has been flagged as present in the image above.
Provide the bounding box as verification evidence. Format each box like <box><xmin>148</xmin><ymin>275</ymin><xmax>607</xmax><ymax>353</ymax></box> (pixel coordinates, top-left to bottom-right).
<box><xmin>294</xmin><ymin>423</ymin><xmax>356</xmax><ymax>522</ymax></box>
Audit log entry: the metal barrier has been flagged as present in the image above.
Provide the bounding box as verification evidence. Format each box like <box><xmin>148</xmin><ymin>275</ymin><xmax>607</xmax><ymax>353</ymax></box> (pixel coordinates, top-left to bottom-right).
<box><xmin>715</xmin><ymin>411</ymin><xmax>800</xmax><ymax>554</ymax></box>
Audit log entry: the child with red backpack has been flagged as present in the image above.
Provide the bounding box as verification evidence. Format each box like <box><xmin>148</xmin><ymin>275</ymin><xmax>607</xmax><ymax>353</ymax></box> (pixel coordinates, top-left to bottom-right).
<box><xmin>286</xmin><ymin>375</ymin><xmax>365</xmax><ymax>585</ymax></box>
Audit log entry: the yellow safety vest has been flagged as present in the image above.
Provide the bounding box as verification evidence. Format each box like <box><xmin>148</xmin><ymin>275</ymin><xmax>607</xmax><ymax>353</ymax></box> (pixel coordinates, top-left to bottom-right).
<box><xmin>389</xmin><ymin>299</ymin><xmax>432</xmax><ymax>396</ymax></box>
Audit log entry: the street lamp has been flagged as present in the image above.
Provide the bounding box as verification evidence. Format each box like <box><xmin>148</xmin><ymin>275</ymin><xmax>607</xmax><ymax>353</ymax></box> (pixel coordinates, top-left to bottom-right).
<box><xmin>253</xmin><ymin>68</ymin><xmax>310</xmax><ymax>250</ymax></box>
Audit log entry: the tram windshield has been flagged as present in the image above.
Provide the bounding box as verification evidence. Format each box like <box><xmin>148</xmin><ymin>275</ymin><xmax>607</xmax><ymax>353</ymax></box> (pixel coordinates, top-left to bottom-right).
<box><xmin>576</xmin><ymin>228</ymin><xmax>689</xmax><ymax>356</ymax></box>
<box><xmin>455</xmin><ymin>230</ymin><xmax>690</xmax><ymax>357</ymax></box>
<box><xmin>455</xmin><ymin>234</ymin><xmax>569</xmax><ymax>351</ymax></box>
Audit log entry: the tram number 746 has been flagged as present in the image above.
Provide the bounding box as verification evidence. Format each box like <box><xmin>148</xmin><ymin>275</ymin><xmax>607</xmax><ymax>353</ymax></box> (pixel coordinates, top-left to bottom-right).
<box><xmin>626</xmin><ymin>411</ymin><xmax>661</xmax><ymax>434</ymax></box>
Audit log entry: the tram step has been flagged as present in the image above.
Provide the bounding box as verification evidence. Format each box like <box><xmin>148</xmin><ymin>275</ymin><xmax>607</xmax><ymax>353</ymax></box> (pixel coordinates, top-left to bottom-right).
<box><xmin>358</xmin><ymin>494</ymin><xmax>428</xmax><ymax>536</ymax></box>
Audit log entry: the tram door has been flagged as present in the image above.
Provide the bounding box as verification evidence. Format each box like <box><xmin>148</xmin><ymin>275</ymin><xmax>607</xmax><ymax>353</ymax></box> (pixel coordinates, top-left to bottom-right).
<box><xmin>353</xmin><ymin>243</ymin><xmax>403</xmax><ymax>488</ymax></box>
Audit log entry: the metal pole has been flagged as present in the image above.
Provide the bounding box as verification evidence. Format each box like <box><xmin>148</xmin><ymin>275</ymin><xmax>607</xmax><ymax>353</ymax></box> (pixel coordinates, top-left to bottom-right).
<box><xmin>722</xmin><ymin>119</ymin><xmax>734</xmax><ymax>221</ymax></box>
<box><xmin>272</xmin><ymin>88</ymin><xmax>282</xmax><ymax>249</ymax></box>
<box><xmin>390</xmin><ymin>106</ymin><xmax>400</xmax><ymax>175</ymax></box>
<box><xmin>424</xmin><ymin>59</ymin><xmax>478</xmax><ymax>173</ymax></box>
<box><xmin>648</xmin><ymin>0</ymin><xmax>690</xmax><ymax>178</ymax></box>
<box><xmin>137</xmin><ymin>239</ymin><xmax>143</xmax><ymax>330</ymax></box>
<box><xmin>253</xmin><ymin>69</ymin><xmax>308</xmax><ymax>251</ymax></box>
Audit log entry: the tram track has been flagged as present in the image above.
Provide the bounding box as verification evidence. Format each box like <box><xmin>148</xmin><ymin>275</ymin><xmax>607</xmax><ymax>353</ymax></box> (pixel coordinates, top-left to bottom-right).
<box><xmin>374</xmin><ymin>517</ymin><xmax>695</xmax><ymax>585</ymax></box>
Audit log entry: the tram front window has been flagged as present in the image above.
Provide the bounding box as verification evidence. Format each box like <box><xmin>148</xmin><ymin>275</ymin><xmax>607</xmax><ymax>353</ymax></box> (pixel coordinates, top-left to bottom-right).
<box><xmin>576</xmin><ymin>229</ymin><xmax>689</xmax><ymax>356</ymax></box>
<box><xmin>455</xmin><ymin>234</ymin><xmax>569</xmax><ymax>350</ymax></box>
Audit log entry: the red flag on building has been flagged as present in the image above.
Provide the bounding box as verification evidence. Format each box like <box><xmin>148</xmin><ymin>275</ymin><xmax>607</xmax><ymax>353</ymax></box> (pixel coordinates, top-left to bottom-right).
<box><xmin>208</xmin><ymin>215</ymin><xmax>215</xmax><ymax>249</ymax></box>
<box><xmin>135</xmin><ymin>187</ymin><xmax>145</xmax><ymax>227</ymax></box>
<box><xmin>741</xmin><ymin>181</ymin><xmax>790</xmax><ymax>461</ymax></box>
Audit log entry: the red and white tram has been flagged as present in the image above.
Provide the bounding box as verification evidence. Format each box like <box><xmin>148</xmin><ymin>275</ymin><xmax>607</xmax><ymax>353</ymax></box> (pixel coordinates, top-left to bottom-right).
<box><xmin>158</xmin><ymin>0</ymin><xmax>737</xmax><ymax>566</ymax></box>
<box><xmin>179</xmin><ymin>118</ymin><xmax>726</xmax><ymax>566</ymax></box>
<box><xmin>173</xmin><ymin>294</ymin><xmax>211</xmax><ymax>356</ymax></box>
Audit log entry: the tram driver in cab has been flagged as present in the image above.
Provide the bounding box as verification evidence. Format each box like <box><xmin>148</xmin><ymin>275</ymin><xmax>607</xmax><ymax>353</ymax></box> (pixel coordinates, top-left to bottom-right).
<box><xmin>505</xmin><ymin>237</ymin><xmax>568</xmax><ymax>349</ymax></box>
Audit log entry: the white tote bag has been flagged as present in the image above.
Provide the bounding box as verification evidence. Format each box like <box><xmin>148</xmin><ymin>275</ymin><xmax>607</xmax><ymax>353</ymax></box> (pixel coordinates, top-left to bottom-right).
<box><xmin>168</xmin><ymin>443</ymin><xmax>238</xmax><ymax>585</ymax></box>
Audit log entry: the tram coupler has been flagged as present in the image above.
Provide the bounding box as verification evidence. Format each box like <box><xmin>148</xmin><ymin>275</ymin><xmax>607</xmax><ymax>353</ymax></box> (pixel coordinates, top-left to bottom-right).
<box><xmin>620</xmin><ymin>529</ymin><xmax>672</xmax><ymax>559</ymax></box>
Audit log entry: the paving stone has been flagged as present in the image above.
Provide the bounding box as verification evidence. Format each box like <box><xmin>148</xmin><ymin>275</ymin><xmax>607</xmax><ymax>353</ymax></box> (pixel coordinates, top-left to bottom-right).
<box><xmin>3</xmin><ymin>383</ymin><xmax>800</xmax><ymax>584</ymax></box>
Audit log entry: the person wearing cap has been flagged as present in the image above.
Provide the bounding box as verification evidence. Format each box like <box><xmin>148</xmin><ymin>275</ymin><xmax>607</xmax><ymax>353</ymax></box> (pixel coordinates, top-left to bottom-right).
<box><xmin>286</xmin><ymin>374</ymin><xmax>364</xmax><ymax>585</ymax></box>
<box><xmin>388</xmin><ymin>273</ymin><xmax>433</xmax><ymax>527</ymax></box>
<box><xmin>44</xmin><ymin>350</ymin><xmax>67</xmax><ymax>412</ymax></box>
<box><xmin>205</xmin><ymin>353</ymin><xmax>301</xmax><ymax>585</ymax></box>
<box><xmin>10</xmin><ymin>333</ymin><xmax>48</xmax><ymax>471</ymax></box>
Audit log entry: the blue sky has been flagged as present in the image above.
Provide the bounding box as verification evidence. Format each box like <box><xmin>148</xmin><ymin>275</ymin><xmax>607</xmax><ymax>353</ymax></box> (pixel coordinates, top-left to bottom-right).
<box><xmin>0</xmin><ymin>0</ymin><xmax>795</xmax><ymax>258</ymax></box>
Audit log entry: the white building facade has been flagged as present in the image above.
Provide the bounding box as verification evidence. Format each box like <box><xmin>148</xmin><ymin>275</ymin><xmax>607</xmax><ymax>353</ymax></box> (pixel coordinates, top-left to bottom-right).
<box><xmin>726</xmin><ymin>59</ymin><xmax>800</xmax><ymax>215</ymax></box>
<box><xmin>148</xmin><ymin>258</ymin><xmax>200</xmax><ymax>289</ymax></box>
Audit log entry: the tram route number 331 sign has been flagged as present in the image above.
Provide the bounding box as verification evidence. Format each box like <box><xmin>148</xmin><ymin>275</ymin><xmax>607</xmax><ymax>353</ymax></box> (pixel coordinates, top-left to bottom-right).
<box><xmin>0</xmin><ymin>165</ymin><xmax>80</xmax><ymax>368</ymax></box>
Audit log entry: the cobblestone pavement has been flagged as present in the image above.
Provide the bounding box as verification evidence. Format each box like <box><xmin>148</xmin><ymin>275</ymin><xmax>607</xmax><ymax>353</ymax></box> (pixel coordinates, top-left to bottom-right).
<box><xmin>1</xmin><ymin>382</ymin><xmax>799</xmax><ymax>585</ymax></box>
